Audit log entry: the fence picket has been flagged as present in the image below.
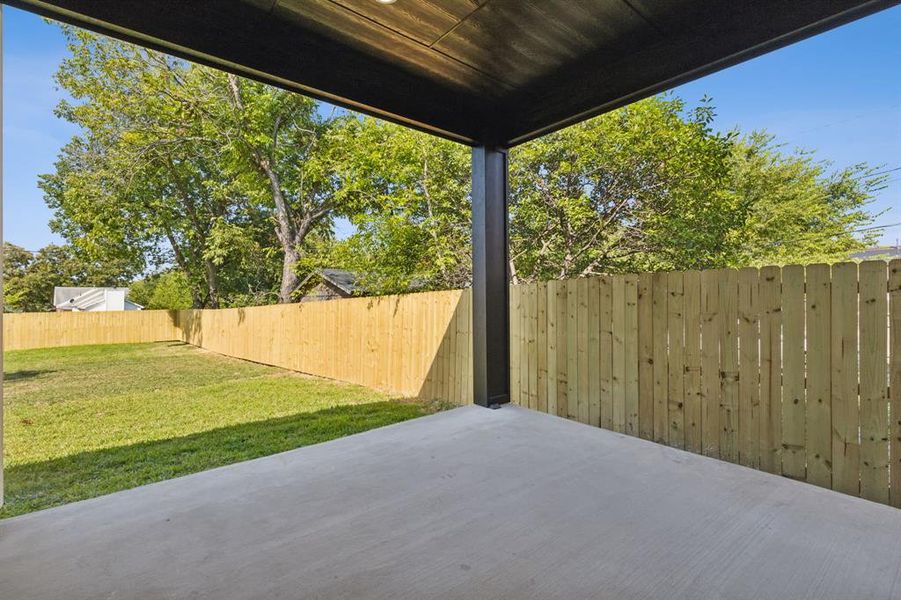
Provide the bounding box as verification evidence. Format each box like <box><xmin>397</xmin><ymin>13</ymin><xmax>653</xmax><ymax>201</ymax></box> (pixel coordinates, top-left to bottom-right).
<box><xmin>600</xmin><ymin>276</ymin><xmax>614</xmax><ymax>430</ymax></box>
<box><xmin>683</xmin><ymin>271</ymin><xmax>702</xmax><ymax>453</ymax></box>
<box><xmin>537</xmin><ymin>282</ymin><xmax>549</xmax><ymax>413</ymax></box>
<box><xmin>667</xmin><ymin>271</ymin><xmax>685</xmax><ymax>449</ymax></box>
<box><xmin>859</xmin><ymin>261</ymin><xmax>888</xmax><ymax>503</ymax></box>
<box><xmin>567</xmin><ymin>280</ymin><xmax>579</xmax><ymax>420</ymax></box>
<box><xmin>577</xmin><ymin>278</ymin><xmax>590</xmax><ymax>424</ymax></box>
<box><xmin>652</xmin><ymin>272</ymin><xmax>669</xmax><ymax>445</ymax></box>
<box><xmin>738</xmin><ymin>267</ymin><xmax>760</xmax><ymax>468</ymax></box>
<box><xmin>612</xmin><ymin>275</ymin><xmax>627</xmax><ymax>434</ymax></box>
<box><xmin>759</xmin><ymin>266</ymin><xmax>782</xmax><ymax>474</ymax></box>
<box><xmin>624</xmin><ymin>275</ymin><xmax>640</xmax><ymax>437</ymax></box>
<box><xmin>588</xmin><ymin>277</ymin><xmax>602</xmax><ymax>427</ymax></box>
<box><xmin>806</xmin><ymin>264</ymin><xmax>832</xmax><ymax>489</ymax></box>
<box><xmin>510</xmin><ymin>285</ymin><xmax>522</xmax><ymax>405</ymax></box>
<box><xmin>782</xmin><ymin>265</ymin><xmax>806</xmax><ymax>480</ymax></box>
<box><xmin>831</xmin><ymin>262</ymin><xmax>860</xmax><ymax>496</ymax></box>
<box><xmin>889</xmin><ymin>259</ymin><xmax>901</xmax><ymax>508</ymax></box>
<box><xmin>719</xmin><ymin>269</ymin><xmax>739</xmax><ymax>463</ymax></box>
<box><xmin>638</xmin><ymin>273</ymin><xmax>655</xmax><ymax>440</ymax></box>
<box><xmin>546</xmin><ymin>281</ymin><xmax>559</xmax><ymax>416</ymax></box>
<box><xmin>556</xmin><ymin>279</ymin><xmax>570</xmax><ymax>418</ymax></box>
<box><xmin>700</xmin><ymin>269</ymin><xmax>721</xmax><ymax>458</ymax></box>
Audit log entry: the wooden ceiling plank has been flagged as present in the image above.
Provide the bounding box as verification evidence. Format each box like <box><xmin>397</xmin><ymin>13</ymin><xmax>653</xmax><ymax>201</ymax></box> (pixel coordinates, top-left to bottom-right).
<box><xmin>6</xmin><ymin>0</ymin><xmax>488</xmax><ymax>142</ymax></box>
<box><xmin>434</xmin><ymin>0</ymin><xmax>655</xmax><ymax>87</ymax></box>
<box><xmin>7</xmin><ymin>0</ymin><xmax>895</xmax><ymax>146</ymax></box>
<box><xmin>275</xmin><ymin>0</ymin><xmax>508</xmax><ymax>98</ymax></box>
<box><xmin>495</xmin><ymin>0</ymin><xmax>897</xmax><ymax>144</ymax></box>
<box><xmin>328</xmin><ymin>0</ymin><xmax>479</xmax><ymax>46</ymax></box>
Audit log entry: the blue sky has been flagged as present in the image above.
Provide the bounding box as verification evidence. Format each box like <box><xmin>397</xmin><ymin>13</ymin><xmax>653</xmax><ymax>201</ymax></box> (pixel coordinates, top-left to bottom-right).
<box><xmin>3</xmin><ymin>5</ymin><xmax>900</xmax><ymax>251</ymax></box>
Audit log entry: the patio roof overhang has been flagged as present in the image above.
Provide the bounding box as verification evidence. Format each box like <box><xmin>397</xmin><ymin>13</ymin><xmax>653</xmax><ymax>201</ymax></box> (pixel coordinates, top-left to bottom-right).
<box><xmin>2</xmin><ymin>0</ymin><xmax>897</xmax><ymax>412</ymax></box>
<box><xmin>6</xmin><ymin>0</ymin><xmax>896</xmax><ymax>147</ymax></box>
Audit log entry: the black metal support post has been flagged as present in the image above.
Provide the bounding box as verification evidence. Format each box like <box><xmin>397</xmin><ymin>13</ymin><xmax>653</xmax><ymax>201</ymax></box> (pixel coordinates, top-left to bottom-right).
<box><xmin>471</xmin><ymin>145</ymin><xmax>510</xmax><ymax>408</ymax></box>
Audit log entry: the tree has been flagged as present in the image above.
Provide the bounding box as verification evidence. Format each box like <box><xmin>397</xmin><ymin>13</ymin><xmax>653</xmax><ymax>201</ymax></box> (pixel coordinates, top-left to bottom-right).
<box><xmin>3</xmin><ymin>242</ymin><xmax>133</xmax><ymax>312</ymax></box>
<box><xmin>333</xmin><ymin>96</ymin><xmax>882</xmax><ymax>291</ymax></box>
<box><xmin>41</xmin><ymin>27</ymin><xmax>260</xmax><ymax>307</ymax></box>
<box><xmin>722</xmin><ymin>132</ymin><xmax>883</xmax><ymax>266</ymax></box>
<box><xmin>329</xmin><ymin>117</ymin><xmax>472</xmax><ymax>294</ymax></box>
<box><xmin>509</xmin><ymin>96</ymin><xmax>738</xmax><ymax>280</ymax></box>
<box><xmin>42</xmin><ymin>27</ymin><xmax>883</xmax><ymax>302</ymax></box>
<box><xmin>128</xmin><ymin>270</ymin><xmax>193</xmax><ymax>310</ymax></box>
<box><xmin>203</xmin><ymin>74</ymin><xmax>349</xmax><ymax>303</ymax></box>
<box><xmin>42</xmin><ymin>27</ymin><xmax>339</xmax><ymax>307</ymax></box>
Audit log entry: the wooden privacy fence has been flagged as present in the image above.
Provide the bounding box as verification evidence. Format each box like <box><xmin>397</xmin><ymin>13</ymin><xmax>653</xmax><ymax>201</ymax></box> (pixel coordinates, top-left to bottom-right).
<box><xmin>3</xmin><ymin>310</ymin><xmax>181</xmax><ymax>351</ymax></box>
<box><xmin>175</xmin><ymin>290</ymin><xmax>472</xmax><ymax>401</ymax></box>
<box><xmin>511</xmin><ymin>260</ymin><xmax>901</xmax><ymax>507</ymax></box>
<box><xmin>3</xmin><ymin>291</ymin><xmax>473</xmax><ymax>401</ymax></box>
<box><xmin>4</xmin><ymin>260</ymin><xmax>900</xmax><ymax>507</ymax></box>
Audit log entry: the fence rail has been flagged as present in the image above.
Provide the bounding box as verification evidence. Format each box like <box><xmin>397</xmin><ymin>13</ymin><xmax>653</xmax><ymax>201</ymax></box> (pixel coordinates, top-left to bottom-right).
<box><xmin>3</xmin><ymin>259</ymin><xmax>900</xmax><ymax>507</ymax></box>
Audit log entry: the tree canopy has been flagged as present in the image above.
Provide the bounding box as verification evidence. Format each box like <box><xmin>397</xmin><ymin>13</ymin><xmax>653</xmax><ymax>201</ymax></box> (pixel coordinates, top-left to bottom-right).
<box><xmin>3</xmin><ymin>242</ymin><xmax>133</xmax><ymax>312</ymax></box>
<box><xmin>332</xmin><ymin>97</ymin><xmax>884</xmax><ymax>293</ymax></box>
<box><xmin>42</xmin><ymin>27</ymin><xmax>347</xmax><ymax>307</ymax></box>
<box><xmin>36</xmin><ymin>28</ymin><xmax>886</xmax><ymax>308</ymax></box>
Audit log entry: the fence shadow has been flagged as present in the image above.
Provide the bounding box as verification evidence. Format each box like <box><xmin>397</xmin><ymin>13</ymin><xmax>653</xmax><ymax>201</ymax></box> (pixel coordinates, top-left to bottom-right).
<box><xmin>416</xmin><ymin>290</ymin><xmax>472</xmax><ymax>405</ymax></box>
<box><xmin>0</xmin><ymin>401</ymin><xmax>432</xmax><ymax>519</ymax></box>
<box><xmin>4</xmin><ymin>369</ymin><xmax>55</xmax><ymax>382</ymax></box>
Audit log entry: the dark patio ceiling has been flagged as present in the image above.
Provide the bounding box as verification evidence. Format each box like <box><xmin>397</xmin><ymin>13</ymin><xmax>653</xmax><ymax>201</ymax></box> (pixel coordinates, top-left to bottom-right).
<box><xmin>7</xmin><ymin>0</ymin><xmax>896</xmax><ymax>146</ymax></box>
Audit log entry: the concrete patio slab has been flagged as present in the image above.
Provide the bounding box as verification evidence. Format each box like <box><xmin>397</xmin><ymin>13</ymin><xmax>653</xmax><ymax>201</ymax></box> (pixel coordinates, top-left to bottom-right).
<box><xmin>2</xmin><ymin>404</ymin><xmax>901</xmax><ymax>599</ymax></box>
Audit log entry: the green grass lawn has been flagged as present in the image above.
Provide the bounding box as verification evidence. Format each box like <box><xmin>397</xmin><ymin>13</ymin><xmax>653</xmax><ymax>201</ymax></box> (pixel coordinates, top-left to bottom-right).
<box><xmin>2</xmin><ymin>342</ymin><xmax>446</xmax><ymax>518</ymax></box>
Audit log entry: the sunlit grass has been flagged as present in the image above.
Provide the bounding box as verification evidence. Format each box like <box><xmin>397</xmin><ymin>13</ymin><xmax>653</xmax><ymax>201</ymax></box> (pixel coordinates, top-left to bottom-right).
<box><xmin>2</xmin><ymin>342</ymin><xmax>447</xmax><ymax>518</ymax></box>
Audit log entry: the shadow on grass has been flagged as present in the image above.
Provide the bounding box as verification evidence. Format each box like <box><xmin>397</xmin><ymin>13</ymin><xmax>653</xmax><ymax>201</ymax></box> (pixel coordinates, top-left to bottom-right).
<box><xmin>1</xmin><ymin>401</ymin><xmax>436</xmax><ymax>519</ymax></box>
<box><xmin>5</xmin><ymin>369</ymin><xmax>55</xmax><ymax>382</ymax></box>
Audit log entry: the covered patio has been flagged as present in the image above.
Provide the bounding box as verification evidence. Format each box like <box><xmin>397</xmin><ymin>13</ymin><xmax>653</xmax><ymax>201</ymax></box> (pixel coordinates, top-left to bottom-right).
<box><xmin>2</xmin><ymin>0</ymin><xmax>900</xmax><ymax>597</ymax></box>
<box><xmin>4</xmin><ymin>405</ymin><xmax>901</xmax><ymax>599</ymax></box>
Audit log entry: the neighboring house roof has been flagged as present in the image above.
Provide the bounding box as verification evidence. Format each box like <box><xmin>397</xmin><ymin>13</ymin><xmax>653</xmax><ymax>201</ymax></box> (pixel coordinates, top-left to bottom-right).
<box><xmin>319</xmin><ymin>269</ymin><xmax>357</xmax><ymax>296</ymax></box>
<box><xmin>53</xmin><ymin>287</ymin><xmax>143</xmax><ymax>311</ymax></box>
<box><xmin>301</xmin><ymin>269</ymin><xmax>426</xmax><ymax>301</ymax></box>
<box><xmin>53</xmin><ymin>286</ymin><xmax>99</xmax><ymax>307</ymax></box>
<box><xmin>849</xmin><ymin>246</ymin><xmax>901</xmax><ymax>260</ymax></box>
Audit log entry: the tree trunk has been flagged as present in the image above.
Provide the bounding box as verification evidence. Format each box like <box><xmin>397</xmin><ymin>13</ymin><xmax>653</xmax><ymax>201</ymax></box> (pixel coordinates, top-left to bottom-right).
<box><xmin>226</xmin><ymin>74</ymin><xmax>324</xmax><ymax>305</ymax></box>
<box><xmin>164</xmin><ymin>227</ymin><xmax>204</xmax><ymax>308</ymax></box>
<box><xmin>204</xmin><ymin>259</ymin><xmax>221</xmax><ymax>309</ymax></box>
<box><xmin>190</xmin><ymin>290</ymin><xmax>204</xmax><ymax>309</ymax></box>
<box><xmin>278</xmin><ymin>245</ymin><xmax>302</xmax><ymax>303</ymax></box>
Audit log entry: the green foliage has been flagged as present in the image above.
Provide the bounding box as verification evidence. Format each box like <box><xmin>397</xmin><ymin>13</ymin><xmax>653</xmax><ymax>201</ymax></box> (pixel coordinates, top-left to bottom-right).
<box><xmin>191</xmin><ymin>72</ymin><xmax>353</xmax><ymax>302</ymax></box>
<box><xmin>40</xmin><ymin>27</ymin><xmax>882</xmax><ymax>300</ymax></box>
<box><xmin>2</xmin><ymin>342</ymin><xmax>445</xmax><ymax>517</ymax></box>
<box><xmin>510</xmin><ymin>96</ymin><xmax>739</xmax><ymax>279</ymax></box>
<box><xmin>3</xmin><ymin>242</ymin><xmax>133</xmax><ymax>312</ymax></box>
<box><xmin>42</xmin><ymin>26</ymin><xmax>338</xmax><ymax>307</ymax></box>
<box><xmin>334</xmin><ymin>97</ymin><xmax>881</xmax><ymax>289</ymax></box>
<box><xmin>329</xmin><ymin>118</ymin><xmax>472</xmax><ymax>294</ymax></box>
<box><xmin>128</xmin><ymin>270</ymin><xmax>193</xmax><ymax>310</ymax></box>
<box><xmin>723</xmin><ymin>133</ymin><xmax>883</xmax><ymax>266</ymax></box>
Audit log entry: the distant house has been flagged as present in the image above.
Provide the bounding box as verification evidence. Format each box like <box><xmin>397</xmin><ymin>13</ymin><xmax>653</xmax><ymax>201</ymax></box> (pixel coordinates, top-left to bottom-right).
<box><xmin>53</xmin><ymin>287</ymin><xmax>143</xmax><ymax>312</ymax></box>
<box><xmin>849</xmin><ymin>245</ymin><xmax>901</xmax><ymax>261</ymax></box>
<box><xmin>299</xmin><ymin>269</ymin><xmax>358</xmax><ymax>302</ymax></box>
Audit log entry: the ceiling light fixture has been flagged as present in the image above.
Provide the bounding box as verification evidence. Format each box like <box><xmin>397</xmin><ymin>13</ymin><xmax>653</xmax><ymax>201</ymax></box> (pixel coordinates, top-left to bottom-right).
<box><xmin>374</xmin><ymin>0</ymin><xmax>397</xmax><ymax>4</ymax></box>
